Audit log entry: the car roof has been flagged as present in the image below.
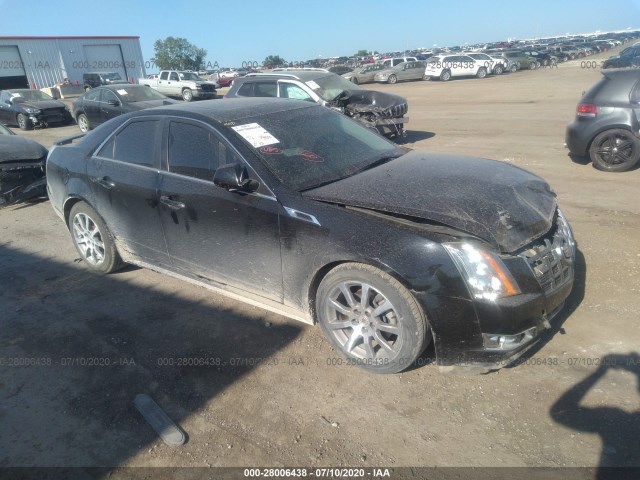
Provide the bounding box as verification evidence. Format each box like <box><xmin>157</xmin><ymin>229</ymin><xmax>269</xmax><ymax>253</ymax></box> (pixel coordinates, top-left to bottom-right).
<box><xmin>142</xmin><ymin>97</ymin><xmax>318</xmax><ymax>123</ymax></box>
<box><xmin>245</xmin><ymin>70</ymin><xmax>335</xmax><ymax>81</ymax></box>
<box><xmin>96</xmin><ymin>84</ymin><xmax>145</xmax><ymax>91</ymax></box>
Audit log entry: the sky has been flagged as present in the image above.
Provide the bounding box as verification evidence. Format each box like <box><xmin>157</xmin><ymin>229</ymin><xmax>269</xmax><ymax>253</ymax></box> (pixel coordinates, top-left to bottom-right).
<box><xmin>2</xmin><ymin>0</ymin><xmax>640</xmax><ymax>68</ymax></box>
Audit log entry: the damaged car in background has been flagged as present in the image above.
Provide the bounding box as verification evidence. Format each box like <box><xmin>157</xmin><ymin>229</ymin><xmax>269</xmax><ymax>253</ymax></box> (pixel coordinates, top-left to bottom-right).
<box><xmin>0</xmin><ymin>89</ymin><xmax>73</xmax><ymax>130</ymax></box>
<box><xmin>0</xmin><ymin>123</ymin><xmax>47</xmax><ymax>208</ymax></box>
<box><xmin>47</xmin><ymin>98</ymin><xmax>576</xmax><ymax>374</ymax></box>
<box><xmin>225</xmin><ymin>70</ymin><xmax>409</xmax><ymax>139</ymax></box>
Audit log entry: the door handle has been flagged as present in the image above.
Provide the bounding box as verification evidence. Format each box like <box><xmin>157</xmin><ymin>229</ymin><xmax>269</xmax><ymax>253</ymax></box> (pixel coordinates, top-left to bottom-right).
<box><xmin>160</xmin><ymin>196</ymin><xmax>186</xmax><ymax>210</ymax></box>
<box><xmin>93</xmin><ymin>176</ymin><xmax>115</xmax><ymax>189</ymax></box>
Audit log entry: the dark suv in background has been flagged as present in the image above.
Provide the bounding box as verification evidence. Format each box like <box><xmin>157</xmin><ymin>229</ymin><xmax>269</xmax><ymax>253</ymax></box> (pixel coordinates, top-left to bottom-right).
<box><xmin>82</xmin><ymin>72</ymin><xmax>129</xmax><ymax>91</ymax></box>
<box><xmin>602</xmin><ymin>44</ymin><xmax>640</xmax><ymax>69</ymax></box>
<box><xmin>565</xmin><ymin>69</ymin><xmax>640</xmax><ymax>171</ymax></box>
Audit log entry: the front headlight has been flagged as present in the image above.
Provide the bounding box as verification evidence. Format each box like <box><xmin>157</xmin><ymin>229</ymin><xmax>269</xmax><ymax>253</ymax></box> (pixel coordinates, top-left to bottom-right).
<box><xmin>556</xmin><ymin>208</ymin><xmax>575</xmax><ymax>250</ymax></box>
<box><xmin>443</xmin><ymin>243</ymin><xmax>521</xmax><ymax>301</ymax></box>
<box><xmin>25</xmin><ymin>107</ymin><xmax>41</xmax><ymax>115</ymax></box>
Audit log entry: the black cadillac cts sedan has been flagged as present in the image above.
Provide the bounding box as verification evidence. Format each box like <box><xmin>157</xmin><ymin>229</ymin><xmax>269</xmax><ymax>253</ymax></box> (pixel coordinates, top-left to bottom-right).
<box><xmin>46</xmin><ymin>98</ymin><xmax>575</xmax><ymax>374</ymax></box>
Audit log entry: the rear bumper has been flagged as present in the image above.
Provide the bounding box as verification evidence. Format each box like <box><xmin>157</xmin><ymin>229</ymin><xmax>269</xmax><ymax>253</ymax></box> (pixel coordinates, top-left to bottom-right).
<box><xmin>565</xmin><ymin>121</ymin><xmax>591</xmax><ymax>157</ymax></box>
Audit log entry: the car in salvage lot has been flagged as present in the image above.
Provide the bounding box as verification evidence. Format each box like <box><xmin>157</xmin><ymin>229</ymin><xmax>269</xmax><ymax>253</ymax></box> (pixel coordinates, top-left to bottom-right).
<box><xmin>46</xmin><ymin>98</ymin><xmax>576</xmax><ymax>374</ymax></box>
<box><xmin>424</xmin><ymin>54</ymin><xmax>488</xmax><ymax>81</ymax></box>
<box><xmin>0</xmin><ymin>89</ymin><xmax>73</xmax><ymax>130</ymax></box>
<box><xmin>565</xmin><ymin>68</ymin><xmax>640</xmax><ymax>172</ymax></box>
<box><xmin>72</xmin><ymin>85</ymin><xmax>177</xmax><ymax>133</ymax></box>
<box><xmin>342</xmin><ymin>63</ymin><xmax>386</xmax><ymax>85</ymax></box>
<box><xmin>373</xmin><ymin>61</ymin><xmax>426</xmax><ymax>84</ymax></box>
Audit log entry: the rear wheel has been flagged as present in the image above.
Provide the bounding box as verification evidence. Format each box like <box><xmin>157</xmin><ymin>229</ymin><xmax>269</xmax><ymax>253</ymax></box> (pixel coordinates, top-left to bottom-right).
<box><xmin>440</xmin><ymin>70</ymin><xmax>451</xmax><ymax>81</ymax></box>
<box><xmin>493</xmin><ymin>64</ymin><xmax>504</xmax><ymax>75</ymax></box>
<box><xmin>316</xmin><ymin>263</ymin><xmax>429</xmax><ymax>374</ymax></box>
<box><xmin>17</xmin><ymin>113</ymin><xmax>33</xmax><ymax>131</ymax></box>
<box><xmin>510</xmin><ymin>64</ymin><xmax>518</xmax><ymax>73</ymax></box>
<box><xmin>69</xmin><ymin>202</ymin><xmax>124</xmax><ymax>274</ymax></box>
<box><xmin>77</xmin><ymin>113</ymin><xmax>90</xmax><ymax>133</ymax></box>
<box><xmin>388</xmin><ymin>75</ymin><xmax>397</xmax><ymax>84</ymax></box>
<box><xmin>589</xmin><ymin>129</ymin><xmax>640</xmax><ymax>172</ymax></box>
<box><xmin>476</xmin><ymin>67</ymin><xmax>487</xmax><ymax>79</ymax></box>
<box><xmin>351</xmin><ymin>77</ymin><xmax>359</xmax><ymax>85</ymax></box>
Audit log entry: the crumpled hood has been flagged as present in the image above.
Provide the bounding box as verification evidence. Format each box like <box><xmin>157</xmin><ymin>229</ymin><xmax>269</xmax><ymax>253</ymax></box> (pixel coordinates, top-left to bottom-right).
<box><xmin>303</xmin><ymin>152</ymin><xmax>557</xmax><ymax>253</ymax></box>
<box><xmin>0</xmin><ymin>136</ymin><xmax>48</xmax><ymax>163</ymax></box>
<box><xmin>339</xmin><ymin>89</ymin><xmax>407</xmax><ymax>114</ymax></box>
<box><xmin>17</xmin><ymin>100</ymin><xmax>66</xmax><ymax>110</ymax></box>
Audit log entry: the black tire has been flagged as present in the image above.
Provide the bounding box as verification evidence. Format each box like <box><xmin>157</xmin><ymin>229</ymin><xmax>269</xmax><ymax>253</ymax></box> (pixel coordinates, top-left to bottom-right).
<box><xmin>68</xmin><ymin>202</ymin><xmax>124</xmax><ymax>274</ymax></box>
<box><xmin>17</xmin><ymin>113</ymin><xmax>33</xmax><ymax>131</ymax></box>
<box><xmin>476</xmin><ymin>67</ymin><xmax>487</xmax><ymax>79</ymax></box>
<box><xmin>589</xmin><ymin>129</ymin><xmax>640</xmax><ymax>172</ymax></box>
<box><xmin>316</xmin><ymin>263</ymin><xmax>429</xmax><ymax>374</ymax></box>
<box><xmin>440</xmin><ymin>70</ymin><xmax>451</xmax><ymax>81</ymax></box>
<box><xmin>351</xmin><ymin>77</ymin><xmax>359</xmax><ymax>85</ymax></box>
<box><xmin>77</xmin><ymin>113</ymin><xmax>91</xmax><ymax>133</ymax></box>
<box><xmin>182</xmin><ymin>88</ymin><xmax>193</xmax><ymax>102</ymax></box>
<box><xmin>388</xmin><ymin>74</ymin><xmax>397</xmax><ymax>84</ymax></box>
<box><xmin>493</xmin><ymin>64</ymin><xmax>504</xmax><ymax>75</ymax></box>
<box><xmin>510</xmin><ymin>64</ymin><xmax>518</xmax><ymax>73</ymax></box>
<box><xmin>528</xmin><ymin>61</ymin><xmax>536</xmax><ymax>70</ymax></box>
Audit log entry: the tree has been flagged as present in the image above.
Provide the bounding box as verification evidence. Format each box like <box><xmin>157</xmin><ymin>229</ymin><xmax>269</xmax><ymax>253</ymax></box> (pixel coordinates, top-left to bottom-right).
<box><xmin>355</xmin><ymin>49</ymin><xmax>369</xmax><ymax>57</ymax></box>
<box><xmin>263</xmin><ymin>55</ymin><xmax>286</xmax><ymax>69</ymax></box>
<box><xmin>152</xmin><ymin>37</ymin><xmax>208</xmax><ymax>71</ymax></box>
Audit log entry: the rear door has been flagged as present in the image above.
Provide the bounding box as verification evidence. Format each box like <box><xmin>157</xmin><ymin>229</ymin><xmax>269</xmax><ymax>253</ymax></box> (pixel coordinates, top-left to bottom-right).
<box><xmin>86</xmin><ymin>117</ymin><xmax>168</xmax><ymax>265</ymax></box>
<box><xmin>158</xmin><ymin>118</ymin><xmax>284</xmax><ymax>301</ymax></box>
<box><xmin>99</xmin><ymin>89</ymin><xmax>123</xmax><ymax>124</ymax></box>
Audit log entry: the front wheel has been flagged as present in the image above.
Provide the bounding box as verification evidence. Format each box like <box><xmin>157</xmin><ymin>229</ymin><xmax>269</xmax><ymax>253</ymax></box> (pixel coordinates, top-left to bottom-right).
<box><xmin>182</xmin><ymin>88</ymin><xmax>193</xmax><ymax>102</ymax></box>
<box><xmin>589</xmin><ymin>129</ymin><xmax>640</xmax><ymax>172</ymax></box>
<box><xmin>510</xmin><ymin>64</ymin><xmax>518</xmax><ymax>73</ymax></box>
<box><xmin>17</xmin><ymin>113</ymin><xmax>33</xmax><ymax>131</ymax></box>
<box><xmin>351</xmin><ymin>77</ymin><xmax>359</xmax><ymax>85</ymax></box>
<box><xmin>316</xmin><ymin>263</ymin><xmax>429</xmax><ymax>374</ymax></box>
<box><xmin>388</xmin><ymin>75</ymin><xmax>397</xmax><ymax>84</ymax></box>
<box><xmin>68</xmin><ymin>202</ymin><xmax>124</xmax><ymax>274</ymax></box>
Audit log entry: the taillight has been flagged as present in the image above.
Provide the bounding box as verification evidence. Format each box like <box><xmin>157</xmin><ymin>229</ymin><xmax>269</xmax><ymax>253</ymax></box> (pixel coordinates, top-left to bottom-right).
<box><xmin>577</xmin><ymin>103</ymin><xmax>597</xmax><ymax>117</ymax></box>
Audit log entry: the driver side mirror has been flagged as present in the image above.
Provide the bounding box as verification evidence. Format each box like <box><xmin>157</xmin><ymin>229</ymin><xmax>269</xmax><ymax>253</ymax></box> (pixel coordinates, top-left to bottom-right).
<box><xmin>213</xmin><ymin>163</ymin><xmax>259</xmax><ymax>193</ymax></box>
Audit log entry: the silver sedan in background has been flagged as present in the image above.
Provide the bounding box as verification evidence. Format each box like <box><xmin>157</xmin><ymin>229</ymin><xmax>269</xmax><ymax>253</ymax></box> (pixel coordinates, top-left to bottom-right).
<box><xmin>373</xmin><ymin>61</ymin><xmax>426</xmax><ymax>84</ymax></box>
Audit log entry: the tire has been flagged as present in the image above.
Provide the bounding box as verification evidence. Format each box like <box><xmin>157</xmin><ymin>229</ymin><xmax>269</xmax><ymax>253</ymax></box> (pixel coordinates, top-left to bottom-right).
<box><xmin>589</xmin><ymin>129</ymin><xmax>640</xmax><ymax>172</ymax></box>
<box><xmin>68</xmin><ymin>202</ymin><xmax>124</xmax><ymax>274</ymax></box>
<box><xmin>510</xmin><ymin>64</ymin><xmax>518</xmax><ymax>73</ymax></box>
<box><xmin>316</xmin><ymin>263</ymin><xmax>429</xmax><ymax>374</ymax></box>
<box><xmin>528</xmin><ymin>61</ymin><xmax>536</xmax><ymax>70</ymax></box>
<box><xmin>493</xmin><ymin>64</ymin><xmax>504</xmax><ymax>75</ymax></box>
<box><xmin>388</xmin><ymin>75</ymin><xmax>397</xmax><ymax>84</ymax></box>
<box><xmin>423</xmin><ymin>75</ymin><xmax>432</xmax><ymax>81</ymax></box>
<box><xmin>476</xmin><ymin>67</ymin><xmax>487</xmax><ymax>79</ymax></box>
<box><xmin>182</xmin><ymin>88</ymin><xmax>193</xmax><ymax>102</ymax></box>
<box><xmin>17</xmin><ymin>113</ymin><xmax>33</xmax><ymax>131</ymax></box>
<box><xmin>351</xmin><ymin>77</ymin><xmax>359</xmax><ymax>85</ymax></box>
<box><xmin>542</xmin><ymin>59</ymin><xmax>549</xmax><ymax>67</ymax></box>
<box><xmin>440</xmin><ymin>70</ymin><xmax>451</xmax><ymax>81</ymax></box>
<box><xmin>77</xmin><ymin>113</ymin><xmax>91</xmax><ymax>133</ymax></box>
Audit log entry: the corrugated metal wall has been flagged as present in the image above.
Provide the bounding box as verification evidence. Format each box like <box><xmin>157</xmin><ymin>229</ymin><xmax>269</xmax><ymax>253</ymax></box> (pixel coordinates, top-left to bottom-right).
<box><xmin>0</xmin><ymin>37</ymin><xmax>146</xmax><ymax>89</ymax></box>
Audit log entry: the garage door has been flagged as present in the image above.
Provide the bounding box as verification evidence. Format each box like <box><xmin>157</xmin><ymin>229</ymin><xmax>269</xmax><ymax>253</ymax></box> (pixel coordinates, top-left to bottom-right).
<box><xmin>83</xmin><ymin>45</ymin><xmax>128</xmax><ymax>82</ymax></box>
<box><xmin>0</xmin><ymin>46</ymin><xmax>29</xmax><ymax>89</ymax></box>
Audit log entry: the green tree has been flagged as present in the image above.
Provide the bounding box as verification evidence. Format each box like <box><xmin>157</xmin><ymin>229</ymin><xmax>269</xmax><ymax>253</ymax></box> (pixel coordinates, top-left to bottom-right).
<box><xmin>355</xmin><ymin>49</ymin><xmax>369</xmax><ymax>57</ymax></box>
<box><xmin>263</xmin><ymin>55</ymin><xmax>287</xmax><ymax>68</ymax></box>
<box><xmin>152</xmin><ymin>37</ymin><xmax>208</xmax><ymax>71</ymax></box>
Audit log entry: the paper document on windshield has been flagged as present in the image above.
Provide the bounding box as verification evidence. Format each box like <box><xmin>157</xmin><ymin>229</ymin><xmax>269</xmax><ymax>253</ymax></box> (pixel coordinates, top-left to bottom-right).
<box><xmin>232</xmin><ymin>123</ymin><xmax>280</xmax><ymax>148</ymax></box>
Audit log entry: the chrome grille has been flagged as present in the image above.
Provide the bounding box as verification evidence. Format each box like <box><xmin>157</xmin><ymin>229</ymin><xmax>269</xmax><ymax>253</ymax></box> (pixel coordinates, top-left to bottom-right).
<box><xmin>521</xmin><ymin>218</ymin><xmax>574</xmax><ymax>294</ymax></box>
<box><xmin>383</xmin><ymin>103</ymin><xmax>408</xmax><ymax>118</ymax></box>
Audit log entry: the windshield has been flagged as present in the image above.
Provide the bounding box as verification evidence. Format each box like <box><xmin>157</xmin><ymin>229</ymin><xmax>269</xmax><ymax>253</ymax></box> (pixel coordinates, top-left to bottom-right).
<box><xmin>10</xmin><ymin>90</ymin><xmax>54</xmax><ymax>102</ymax></box>
<box><xmin>114</xmin><ymin>86</ymin><xmax>168</xmax><ymax>102</ymax></box>
<box><xmin>179</xmin><ymin>72</ymin><xmax>204</xmax><ymax>81</ymax></box>
<box><xmin>102</xmin><ymin>73</ymin><xmax>122</xmax><ymax>80</ymax></box>
<box><xmin>305</xmin><ymin>74</ymin><xmax>362</xmax><ymax>102</ymax></box>
<box><xmin>229</xmin><ymin>104</ymin><xmax>402</xmax><ymax>191</ymax></box>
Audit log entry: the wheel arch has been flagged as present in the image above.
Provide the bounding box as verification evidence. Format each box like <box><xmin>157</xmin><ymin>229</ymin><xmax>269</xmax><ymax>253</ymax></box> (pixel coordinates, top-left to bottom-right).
<box><xmin>586</xmin><ymin>124</ymin><xmax>637</xmax><ymax>154</ymax></box>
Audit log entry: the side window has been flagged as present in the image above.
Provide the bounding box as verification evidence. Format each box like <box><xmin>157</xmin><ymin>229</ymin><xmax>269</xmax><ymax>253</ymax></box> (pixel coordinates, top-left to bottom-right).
<box><xmin>168</xmin><ymin>121</ymin><xmax>221</xmax><ymax>180</ymax></box>
<box><xmin>0</xmin><ymin>91</ymin><xmax>9</xmax><ymax>104</ymax></box>
<box><xmin>102</xmin><ymin>90</ymin><xmax>118</xmax><ymax>104</ymax></box>
<box><xmin>236</xmin><ymin>82</ymin><xmax>254</xmax><ymax>96</ymax></box>
<box><xmin>392</xmin><ymin>59</ymin><xmax>402</xmax><ymax>67</ymax></box>
<box><xmin>84</xmin><ymin>89</ymin><xmax>100</xmax><ymax>101</ymax></box>
<box><xmin>278</xmin><ymin>83</ymin><xmax>313</xmax><ymax>101</ymax></box>
<box><xmin>254</xmin><ymin>82</ymin><xmax>277</xmax><ymax>97</ymax></box>
<box><xmin>97</xmin><ymin>120</ymin><xmax>160</xmax><ymax>167</ymax></box>
<box><xmin>160</xmin><ymin>71</ymin><xmax>169</xmax><ymax>80</ymax></box>
<box><xmin>169</xmin><ymin>72</ymin><xmax>179</xmax><ymax>81</ymax></box>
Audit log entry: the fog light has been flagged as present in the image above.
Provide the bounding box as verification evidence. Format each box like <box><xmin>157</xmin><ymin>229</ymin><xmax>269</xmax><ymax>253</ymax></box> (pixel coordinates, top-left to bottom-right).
<box><xmin>483</xmin><ymin>327</ymin><xmax>536</xmax><ymax>351</ymax></box>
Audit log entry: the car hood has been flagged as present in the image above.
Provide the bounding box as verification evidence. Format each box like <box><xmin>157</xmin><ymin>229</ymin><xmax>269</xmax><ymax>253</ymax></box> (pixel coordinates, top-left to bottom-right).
<box><xmin>16</xmin><ymin>100</ymin><xmax>66</xmax><ymax>110</ymax></box>
<box><xmin>303</xmin><ymin>152</ymin><xmax>557</xmax><ymax>253</ymax></box>
<box><xmin>0</xmin><ymin>136</ymin><xmax>48</xmax><ymax>162</ymax></box>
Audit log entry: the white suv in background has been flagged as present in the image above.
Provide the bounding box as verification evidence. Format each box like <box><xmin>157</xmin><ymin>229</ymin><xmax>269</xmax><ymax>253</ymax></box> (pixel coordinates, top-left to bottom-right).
<box><xmin>423</xmin><ymin>54</ymin><xmax>487</xmax><ymax>81</ymax></box>
<box><xmin>464</xmin><ymin>52</ymin><xmax>507</xmax><ymax>75</ymax></box>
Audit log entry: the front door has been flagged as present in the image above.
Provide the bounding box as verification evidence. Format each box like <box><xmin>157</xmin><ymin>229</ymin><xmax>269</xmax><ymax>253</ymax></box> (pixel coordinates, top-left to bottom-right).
<box><xmin>158</xmin><ymin>118</ymin><xmax>283</xmax><ymax>302</ymax></box>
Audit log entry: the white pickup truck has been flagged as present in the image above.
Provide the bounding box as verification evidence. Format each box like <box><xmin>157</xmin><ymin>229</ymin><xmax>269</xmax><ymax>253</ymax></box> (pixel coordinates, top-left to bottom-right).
<box><xmin>138</xmin><ymin>70</ymin><xmax>218</xmax><ymax>101</ymax></box>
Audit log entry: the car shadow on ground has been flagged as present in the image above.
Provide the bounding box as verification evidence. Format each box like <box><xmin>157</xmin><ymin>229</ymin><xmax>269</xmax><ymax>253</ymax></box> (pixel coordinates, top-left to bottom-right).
<box><xmin>550</xmin><ymin>352</ymin><xmax>640</xmax><ymax>479</ymax></box>
<box><xmin>0</xmin><ymin>244</ymin><xmax>303</xmax><ymax>475</ymax></box>
<box><xmin>400</xmin><ymin>130</ymin><xmax>436</xmax><ymax>144</ymax></box>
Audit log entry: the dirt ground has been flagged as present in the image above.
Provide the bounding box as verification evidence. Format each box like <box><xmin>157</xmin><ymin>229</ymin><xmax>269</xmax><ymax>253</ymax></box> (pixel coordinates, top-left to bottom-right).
<box><xmin>1</xmin><ymin>46</ymin><xmax>639</xmax><ymax>479</ymax></box>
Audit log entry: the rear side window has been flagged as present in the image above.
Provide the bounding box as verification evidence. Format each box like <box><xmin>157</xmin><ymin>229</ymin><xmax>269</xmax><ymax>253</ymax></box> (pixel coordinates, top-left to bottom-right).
<box><xmin>84</xmin><ymin>89</ymin><xmax>100</xmax><ymax>101</ymax></box>
<box><xmin>160</xmin><ymin>72</ymin><xmax>169</xmax><ymax>80</ymax></box>
<box><xmin>168</xmin><ymin>121</ymin><xmax>221</xmax><ymax>180</ymax></box>
<box><xmin>97</xmin><ymin>120</ymin><xmax>161</xmax><ymax>168</ymax></box>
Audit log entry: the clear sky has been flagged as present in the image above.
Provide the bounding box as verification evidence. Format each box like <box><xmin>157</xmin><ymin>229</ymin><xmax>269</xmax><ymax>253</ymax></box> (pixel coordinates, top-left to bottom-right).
<box><xmin>2</xmin><ymin>0</ymin><xmax>639</xmax><ymax>67</ymax></box>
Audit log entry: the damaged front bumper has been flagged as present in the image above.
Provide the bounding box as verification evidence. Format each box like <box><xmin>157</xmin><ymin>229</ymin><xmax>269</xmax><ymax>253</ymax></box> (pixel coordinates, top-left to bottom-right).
<box><xmin>0</xmin><ymin>161</ymin><xmax>47</xmax><ymax>208</ymax></box>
